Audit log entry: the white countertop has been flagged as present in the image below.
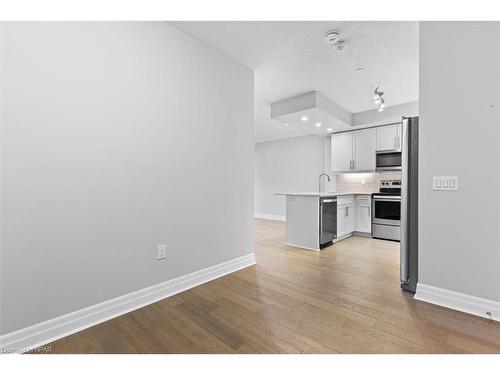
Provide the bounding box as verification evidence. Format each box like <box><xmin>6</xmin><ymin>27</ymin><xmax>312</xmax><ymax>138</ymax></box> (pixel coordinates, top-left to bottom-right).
<box><xmin>275</xmin><ymin>191</ymin><xmax>376</xmax><ymax>197</ymax></box>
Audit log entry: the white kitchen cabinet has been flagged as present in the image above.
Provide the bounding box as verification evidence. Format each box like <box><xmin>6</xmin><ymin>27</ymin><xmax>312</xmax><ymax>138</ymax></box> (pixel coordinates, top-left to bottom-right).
<box><xmin>331</xmin><ymin>132</ymin><xmax>353</xmax><ymax>172</ymax></box>
<box><xmin>353</xmin><ymin>128</ymin><xmax>376</xmax><ymax>171</ymax></box>
<box><xmin>337</xmin><ymin>195</ymin><xmax>354</xmax><ymax>239</ymax></box>
<box><xmin>331</xmin><ymin>129</ymin><xmax>376</xmax><ymax>172</ymax></box>
<box><xmin>355</xmin><ymin>195</ymin><xmax>372</xmax><ymax>233</ymax></box>
<box><xmin>395</xmin><ymin>123</ymin><xmax>402</xmax><ymax>147</ymax></box>
<box><xmin>337</xmin><ymin>206</ymin><xmax>346</xmax><ymax>238</ymax></box>
<box><xmin>345</xmin><ymin>203</ymin><xmax>354</xmax><ymax>234</ymax></box>
<box><xmin>376</xmin><ymin>124</ymin><xmax>402</xmax><ymax>150</ymax></box>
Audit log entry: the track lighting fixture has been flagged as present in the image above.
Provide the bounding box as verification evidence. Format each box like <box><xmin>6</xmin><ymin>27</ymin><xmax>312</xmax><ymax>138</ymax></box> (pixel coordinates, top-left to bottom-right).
<box><xmin>373</xmin><ymin>87</ymin><xmax>386</xmax><ymax>112</ymax></box>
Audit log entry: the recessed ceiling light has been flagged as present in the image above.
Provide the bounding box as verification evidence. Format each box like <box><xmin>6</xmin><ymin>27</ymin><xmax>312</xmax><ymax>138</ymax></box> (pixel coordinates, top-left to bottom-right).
<box><xmin>284</xmin><ymin>123</ymin><xmax>289</xmax><ymax>126</ymax></box>
<box><xmin>315</xmin><ymin>122</ymin><xmax>322</xmax><ymax>127</ymax></box>
<box><xmin>355</xmin><ymin>67</ymin><xmax>364</xmax><ymax>72</ymax></box>
<box><xmin>301</xmin><ymin>116</ymin><xmax>308</xmax><ymax>122</ymax></box>
<box><xmin>327</xmin><ymin>128</ymin><xmax>333</xmax><ymax>132</ymax></box>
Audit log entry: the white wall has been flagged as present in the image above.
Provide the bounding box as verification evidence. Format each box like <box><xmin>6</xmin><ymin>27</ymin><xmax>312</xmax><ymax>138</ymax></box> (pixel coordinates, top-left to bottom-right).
<box><xmin>0</xmin><ymin>22</ymin><xmax>254</xmax><ymax>334</ymax></box>
<box><xmin>419</xmin><ymin>22</ymin><xmax>500</xmax><ymax>302</ymax></box>
<box><xmin>255</xmin><ymin>135</ymin><xmax>333</xmax><ymax>218</ymax></box>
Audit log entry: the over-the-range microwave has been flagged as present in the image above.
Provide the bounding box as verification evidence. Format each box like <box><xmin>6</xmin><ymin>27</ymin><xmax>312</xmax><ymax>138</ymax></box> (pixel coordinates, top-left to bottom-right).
<box><xmin>376</xmin><ymin>150</ymin><xmax>402</xmax><ymax>171</ymax></box>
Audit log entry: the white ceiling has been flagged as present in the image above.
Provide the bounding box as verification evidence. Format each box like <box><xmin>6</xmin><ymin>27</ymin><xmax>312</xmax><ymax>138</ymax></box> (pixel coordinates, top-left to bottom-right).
<box><xmin>171</xmin><ymin>21</ymin><xmax>419</xmax><ymax>142</ymax></box>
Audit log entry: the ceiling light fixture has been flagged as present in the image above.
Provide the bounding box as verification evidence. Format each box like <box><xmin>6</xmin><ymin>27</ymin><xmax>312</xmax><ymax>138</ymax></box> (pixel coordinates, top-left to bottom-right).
<box><xmin>373</xmin><ymin>87</ymin><xmax>386</xmax><ymax>112</ymax></box>
<box><xmin>301</xmin><ymin>116</ymin><xmax>308</xmax><ymax>122</ymax></box>
<box><xmin>355</xmin><ymin>67</ymin><xmax>364</xmax><ymax>73</ymax></box>
<box><xmin>327</xmin><ymin>128</ymin><xmax>333</xmax><ymax>132</ymax></box>
<box><xmin>315</xmin><ymin>122</ymin><xmax>322</xmax><ymax>127</ymax></box>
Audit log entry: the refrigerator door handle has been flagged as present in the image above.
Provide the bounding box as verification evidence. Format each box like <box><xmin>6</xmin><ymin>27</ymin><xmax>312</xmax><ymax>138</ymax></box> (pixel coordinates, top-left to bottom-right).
<box><xmin>400</xmin><ymin>118</ymin><xmax>409</xmax><ymax>283</ymax></box>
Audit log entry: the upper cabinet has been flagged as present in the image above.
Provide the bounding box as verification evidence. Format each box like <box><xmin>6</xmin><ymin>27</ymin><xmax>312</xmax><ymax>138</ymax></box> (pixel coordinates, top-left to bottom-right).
<box><xmin>376</xmin><ymin>124</ymin><xmax>402</xmax><ymax>150</ymax></box>
<box><xmin>331</xmin><ymin>132</ymin><xmax>353</xmax><ymax>172</ymax></box>
<box><xmin>353</xmin><ymin>128</ymin><xmax>376</xmax><ymax>171</ymax></box>
<box><xmin>331</xmin><ymin>128</ymin><xmax>376</xmax><ymax>172</ymax></box>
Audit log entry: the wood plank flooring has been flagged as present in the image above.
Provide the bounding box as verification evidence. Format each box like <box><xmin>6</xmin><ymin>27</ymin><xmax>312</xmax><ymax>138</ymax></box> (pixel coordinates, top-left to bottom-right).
<box><xmin>35</xmin><ymin>219</ymin><xmax>500</xmax><ymax>354</ymax></box>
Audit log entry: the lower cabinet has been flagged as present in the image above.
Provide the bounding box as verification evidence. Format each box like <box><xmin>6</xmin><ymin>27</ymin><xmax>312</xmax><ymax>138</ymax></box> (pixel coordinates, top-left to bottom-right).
<box><xmin>355</xmin><ymin>195</ymin><xmax>372</xmax><ymax>233</ymax></box>
<box><xmin>337</xmin><ymin>194</ymin><xmax>372</xmax><ymax>240</ymax></box>
<box><xmin>337</xmin><ymin>195</ymin><xmax>354</xmax><ymax>238</ymax></box>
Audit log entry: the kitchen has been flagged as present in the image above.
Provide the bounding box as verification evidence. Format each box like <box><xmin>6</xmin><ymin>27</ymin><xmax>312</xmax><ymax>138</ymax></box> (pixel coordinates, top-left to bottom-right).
<box><xmin>275</xmin><ymin>117</ymin><xmax>418</xmax><ymax>293</ymax></box>
<box><xmin>243</xmin><ymin>22</ymin><xmax>422</xmax><ymax>295</ymax></box>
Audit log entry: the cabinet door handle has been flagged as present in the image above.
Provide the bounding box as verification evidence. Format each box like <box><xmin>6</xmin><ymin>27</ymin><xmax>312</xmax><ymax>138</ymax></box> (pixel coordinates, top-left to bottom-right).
<box><xmin>368</xmin><ymin>206</ymin><xmax>371</xmax><ymax>217</ymax></box>
<box><xmin>346</xmin><ymin>206</ymin><xmax>349</xmax><ymax>217</ymax></box>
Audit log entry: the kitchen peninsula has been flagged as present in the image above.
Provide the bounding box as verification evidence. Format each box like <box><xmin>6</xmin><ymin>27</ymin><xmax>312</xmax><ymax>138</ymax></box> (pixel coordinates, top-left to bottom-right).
<box><xmin>275</xmin><ymin>192</ymin><xmax>373</xmax><ymax>251</ymax></box>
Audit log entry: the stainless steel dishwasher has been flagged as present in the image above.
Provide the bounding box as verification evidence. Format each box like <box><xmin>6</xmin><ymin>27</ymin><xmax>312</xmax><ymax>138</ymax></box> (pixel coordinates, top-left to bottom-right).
<box><xmin>319</xmin><ymin>197</ymin><xmax>337</xmax><ymax>249</ymax></box>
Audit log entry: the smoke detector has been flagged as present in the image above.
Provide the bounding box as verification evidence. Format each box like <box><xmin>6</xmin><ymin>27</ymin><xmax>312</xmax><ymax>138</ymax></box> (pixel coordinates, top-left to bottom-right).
<box><xmin>324</xmin><ymin>30</ymin><xmax>340</xmax><ymax>45</ymax></box>
<box><xmin>334</xmin><ymin>40</ymin><xmax>349</xmax><ymax>52</ymax></box>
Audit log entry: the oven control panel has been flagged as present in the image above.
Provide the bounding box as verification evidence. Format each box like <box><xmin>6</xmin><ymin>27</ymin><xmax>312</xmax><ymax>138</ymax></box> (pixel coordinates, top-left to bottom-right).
<box><xmin>380</xmin><ymin>180</ymin><xmax>401</xmax><ymax>188</ymax></box>
<box><xmin>379</xmin><ymin>180</ymin><xmax>401</xmax><ymax>194</ymax></box>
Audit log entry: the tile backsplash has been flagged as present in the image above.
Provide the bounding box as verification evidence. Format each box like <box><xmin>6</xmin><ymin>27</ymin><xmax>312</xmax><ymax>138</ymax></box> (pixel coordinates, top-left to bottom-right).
<box><xmin>334</xmin><ymin>171</ymin><xmax>402</xmax><ymax>193</ymax></box>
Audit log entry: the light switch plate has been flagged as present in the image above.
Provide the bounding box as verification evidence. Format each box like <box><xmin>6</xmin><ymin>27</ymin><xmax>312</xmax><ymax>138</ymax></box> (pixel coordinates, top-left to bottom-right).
<box><xmin>433</xmin><ymin>176</ymin><xmax>459</xmax><ymax>191</ymax></box>
<box><xmin>157</xmin><ymin>244</ymin><xmax>167</xmax><ymax>260</ymax></box>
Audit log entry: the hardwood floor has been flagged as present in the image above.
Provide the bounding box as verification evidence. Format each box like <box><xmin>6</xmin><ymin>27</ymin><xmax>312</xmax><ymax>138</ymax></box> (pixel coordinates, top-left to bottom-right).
<box><xmin>36</xmin><ymin>219</ymin><xmax>500</xmax><ymax>354</ymax></box>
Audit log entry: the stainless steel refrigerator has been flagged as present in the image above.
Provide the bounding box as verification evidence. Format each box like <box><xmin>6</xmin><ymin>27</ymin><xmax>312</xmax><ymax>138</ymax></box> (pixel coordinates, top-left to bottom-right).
<box><xmin>400</xmin><ymin>116</ymin><xmax>418</xmax><ymax>293</ymax></box>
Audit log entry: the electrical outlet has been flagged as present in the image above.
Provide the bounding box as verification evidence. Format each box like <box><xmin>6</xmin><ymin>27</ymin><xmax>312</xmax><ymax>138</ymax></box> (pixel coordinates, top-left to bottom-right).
<box><xmin>157</xmin><ymin>244</ymin><xmax>167</xmax><ymax>260</ymax></box>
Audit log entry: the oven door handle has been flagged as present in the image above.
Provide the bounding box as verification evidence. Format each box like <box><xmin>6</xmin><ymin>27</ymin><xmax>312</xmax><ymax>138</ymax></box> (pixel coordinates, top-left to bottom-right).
<box><xmin>373</xmin><ymin>195</ymin><xmax>401</xmax><ymax>200</ymax></box>
<box><xmin>376</xmin><ymin>166</ymin><xmax>402</xmax><ymax>171</ymax></box>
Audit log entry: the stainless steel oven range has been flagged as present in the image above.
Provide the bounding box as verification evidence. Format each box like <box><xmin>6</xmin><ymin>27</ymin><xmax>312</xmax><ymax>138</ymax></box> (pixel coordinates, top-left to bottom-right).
<box><xmin>372</xmin><ymin>180</ymin><xmax>401</xmax><ymax>241</ymax></box>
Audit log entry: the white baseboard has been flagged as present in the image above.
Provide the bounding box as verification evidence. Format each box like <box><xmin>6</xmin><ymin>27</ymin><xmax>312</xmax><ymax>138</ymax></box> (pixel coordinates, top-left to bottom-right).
<box><xmin>284</xmin><ymin>242</ymin><xmax>319</xmax><ymax>251</ymax></box>
<box><xmin>414</xmin><ymin>283</ymin><xmax>500</xmax><ymax>322</ymax></box>
<box><xmin>0</xmin><ymin>253</ymin><xmax>256</xmax><ymax>354</ymax></box>
<box><xmin>254</xmin><ymin>213</ymin><xmax>286</xmax><ymax>222</ymax></box>
<box><xmin>333</xmin><ymin>233</ymin><xmax>353</xmax><ymax>243</ymax></box>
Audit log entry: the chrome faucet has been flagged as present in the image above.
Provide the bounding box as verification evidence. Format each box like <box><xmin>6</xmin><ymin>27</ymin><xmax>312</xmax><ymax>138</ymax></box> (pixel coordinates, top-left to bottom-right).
<box><xmin>318</xmin><ymin>173</ymin><xmax>331</xmax><ymax>193</ymax></box>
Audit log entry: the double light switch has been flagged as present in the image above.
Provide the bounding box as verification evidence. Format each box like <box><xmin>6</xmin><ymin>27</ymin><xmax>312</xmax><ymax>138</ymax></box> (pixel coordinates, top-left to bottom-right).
<box><xmin>433</xmin><ymin>176</ymin><xmax>459</xmax><ymax>191</ymax></box>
